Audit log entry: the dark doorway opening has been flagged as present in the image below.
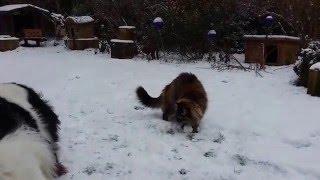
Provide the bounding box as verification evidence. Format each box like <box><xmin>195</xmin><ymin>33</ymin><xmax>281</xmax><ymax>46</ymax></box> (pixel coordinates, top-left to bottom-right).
<box><xmin>265</xmin><ymin>45</ymin><xmax>278</xmax><ymax>64</ymax></box>
<box><xmin>13</xmin><ymin>14</ymin><xmax>35</xmax><ymax>37</ymax></box>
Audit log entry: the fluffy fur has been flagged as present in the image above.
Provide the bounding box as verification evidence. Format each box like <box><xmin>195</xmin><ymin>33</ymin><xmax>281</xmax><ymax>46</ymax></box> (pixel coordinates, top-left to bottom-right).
<box><xmin>0</xmin><ymin>128</ymin><xmax>55</xmax><ymax>180</ymax></box>
<box><xmin>0</xmin><ymin>83</ymin><xmax>66</xmax><ymax>180</ymax></box>
<box><xmin>136</xmin><ymin>73</ymin><xmax>208</xmax><ymax>133</ymax></box>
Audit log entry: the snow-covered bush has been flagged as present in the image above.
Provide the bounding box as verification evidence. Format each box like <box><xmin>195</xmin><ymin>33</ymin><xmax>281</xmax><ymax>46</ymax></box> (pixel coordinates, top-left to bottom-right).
<box><xmin>294</xmin><ymin>41</ymin><xmax>320</xmax><ymax>86</ymax></box>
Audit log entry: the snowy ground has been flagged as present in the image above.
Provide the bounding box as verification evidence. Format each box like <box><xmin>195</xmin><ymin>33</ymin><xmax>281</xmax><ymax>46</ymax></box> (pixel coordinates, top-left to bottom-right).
<box><xmin>1</xmin><ymin>44</ymin><xmax>320</xmax><ymax>180</ymax></box>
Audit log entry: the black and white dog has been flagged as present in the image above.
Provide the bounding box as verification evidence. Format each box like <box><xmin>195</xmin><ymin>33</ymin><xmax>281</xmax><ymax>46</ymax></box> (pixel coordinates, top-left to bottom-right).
<box><xmin>0</xmin><ymin>83</ymin><xmax>66</xmax><ymax>180</ymax></box>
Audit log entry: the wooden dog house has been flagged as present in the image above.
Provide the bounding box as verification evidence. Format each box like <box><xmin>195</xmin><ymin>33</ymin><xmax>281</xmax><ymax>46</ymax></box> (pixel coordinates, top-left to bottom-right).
<box><xmin>0</xmin><ymin>4</ymin><xmax>55</xmax><ymax>37</ymax></box>
<box><xmin>244</xmin><ymin>35</ymin><xmax>301</xmax><ymax>66</ymax></box>
<box><xmin>65</xmin><ymin>16</ymin><xmax>99</xmax><ymax>50</ymax></box>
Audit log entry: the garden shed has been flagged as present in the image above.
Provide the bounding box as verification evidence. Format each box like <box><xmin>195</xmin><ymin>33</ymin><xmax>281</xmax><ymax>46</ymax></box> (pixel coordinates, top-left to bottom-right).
<box><xmin>244</xmin><ymin>35</ymin><xmax>301</xmax><ymax>66</ymax></box>
<box><xmin>0</xmin><ymin>4</ymin><xmax>56</xmax><ymax>37</ymax></box>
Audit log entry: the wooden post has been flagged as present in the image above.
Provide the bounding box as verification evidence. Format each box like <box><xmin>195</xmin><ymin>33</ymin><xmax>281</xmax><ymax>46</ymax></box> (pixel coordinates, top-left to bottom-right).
<box><xmin>71</xmin><ymin>28</ymin><xmax>76</xmax><ymax>50</ymax></box>
<box><xmin>260</xmin><ymin>42</ymin><xmax>265</xmax><ymax>69</ymax></box>
<box><xmin>24</xmin><ymin>39</ymin><xmax>29</xmax><ymax>46</ymax></box>
<box><xmin>307</xmin><ymin>69</ymin><xmax>320</xmax><ymax>96</ymax></box>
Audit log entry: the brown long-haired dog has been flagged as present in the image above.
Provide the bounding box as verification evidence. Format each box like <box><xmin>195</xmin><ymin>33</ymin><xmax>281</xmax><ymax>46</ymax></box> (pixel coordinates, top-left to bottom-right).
<box><xmin>136</xmin><ymin>73</ymin><xmax>207</xmax><ymax>133</ymax></box>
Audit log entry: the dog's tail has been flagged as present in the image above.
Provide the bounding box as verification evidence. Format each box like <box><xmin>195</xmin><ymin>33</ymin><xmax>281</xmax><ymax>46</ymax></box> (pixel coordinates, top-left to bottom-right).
<box><xmin>136</xmin><ymin>86</ymin><xmax>162</xmax><ymax>108</ymax></box>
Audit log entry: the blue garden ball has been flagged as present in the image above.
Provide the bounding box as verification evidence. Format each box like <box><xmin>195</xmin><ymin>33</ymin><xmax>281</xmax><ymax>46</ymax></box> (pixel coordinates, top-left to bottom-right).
<box><xmin>153</xmin><ymin>17</ymin><xmax>164</xmax><ymax>30</ymax></box>
<box><xmin>265</xmin><ymin>15</ymin><xmax>274</xmax><ymax>27</ymax></box>
<box><xmin>207</xmin><ymin>30</ymin><xmax>217</xmax><ymax>41</ymax></box>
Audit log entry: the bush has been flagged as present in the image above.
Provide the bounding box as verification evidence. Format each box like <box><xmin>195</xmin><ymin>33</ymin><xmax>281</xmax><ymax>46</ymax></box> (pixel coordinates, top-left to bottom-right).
<box><xmin>294</xmin><ymin>41</ymin><xmax>320</xmax><ymax>86</ymax></box>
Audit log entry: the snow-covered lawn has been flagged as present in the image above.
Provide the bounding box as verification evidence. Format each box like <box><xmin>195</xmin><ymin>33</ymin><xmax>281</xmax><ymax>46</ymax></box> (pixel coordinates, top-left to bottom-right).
<box><xmin>1</xmin><ymin>45</ymin><xmax>320</xmax><ymax>180</ymax></box>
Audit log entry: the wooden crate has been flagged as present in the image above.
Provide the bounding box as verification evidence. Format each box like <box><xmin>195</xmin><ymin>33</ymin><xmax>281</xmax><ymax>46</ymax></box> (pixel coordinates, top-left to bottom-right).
<box><xmin>118</xmin><ymin>26</ymin><xmax>136</xmax><ymax>40</ymax></box>
<box><xmin>0</xmin><ymin>36</ymin><xmax>19</xmax><ymax>52</ymax></box>
<box><xmin>65</xmin><ymin>38</ymin><xmax>99</xmax><ymax>50</ymax></box>
<box><xmin>23</xmin><ymin>29</ymin><xmax>46</xmax><ymax>46</ymax></box>
<box><xmin>111</xmin><ymin>39</ymin><xmax>136</xmax><ymax>59</ymax></box>
<box><xmin>307</xmin><ymin>69</ymin><xmax>320</xmax><ymax>97</ymax></box>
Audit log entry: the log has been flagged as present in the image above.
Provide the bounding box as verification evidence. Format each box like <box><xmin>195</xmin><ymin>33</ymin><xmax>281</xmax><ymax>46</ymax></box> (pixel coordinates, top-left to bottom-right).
<box><xmin>111</xmin><ymin>39</ymin><xmax>136</xmax><ymax>59</ymax></box>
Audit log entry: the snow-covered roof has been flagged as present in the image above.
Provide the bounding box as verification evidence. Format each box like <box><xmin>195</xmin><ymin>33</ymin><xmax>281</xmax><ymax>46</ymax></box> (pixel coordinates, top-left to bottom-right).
<box><xmin>0</xmin><ymin>4</ymin><xmax>49</xmax><ymax>13</ymax></box>
<box><xmin>310</xmin><ymin>62</ymin><xmax>320</xmax><ymax>71</ymax></box>
<box><xmin>119</xmin><ymin>26</ymin><xmax>136</xmax><ymax>29</ymax></box>
<box><xmin>111</xmin><ymin>39</ymin><xmax>134</xmax><ymax>43</ymax></box>
<box><xmin>0</xmin><ymin>4</ymin><xmax>64</xmax><ymax>24</ymax></box>
<box><xmin>244</xmin><ymin>35</ymin><xmax>300</xmax><ymax>41</ymax></box>
<box><xmin>66</xmin><ymin>16</ymin><xmax>94</xmax><ymax>24</ymax></box>
<box><xmin>65</xmin><ymin>37</ymin><xmax>98</xmax><ymax>41</ymax></box>
<box><xmin>0</xmin><ymin>35</ymin><xmax>19</xmax><ymax>40</ymax></box>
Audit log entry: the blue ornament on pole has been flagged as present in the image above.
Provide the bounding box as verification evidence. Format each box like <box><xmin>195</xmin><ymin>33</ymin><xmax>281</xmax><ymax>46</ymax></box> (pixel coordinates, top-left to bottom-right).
<box><xmin>265</xmin><ymin>15</ymin><xmax>274</xmax><ymax>27</ymax></box>
<box><xmin>207</xmin><ymin>30</ymin><xmax>217</xmax><ymax>42</ymax></box>
<box><xmin>153</xmin><ymin>17</ymin><xmax>164</xmax><ymax>31</ymax></box>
